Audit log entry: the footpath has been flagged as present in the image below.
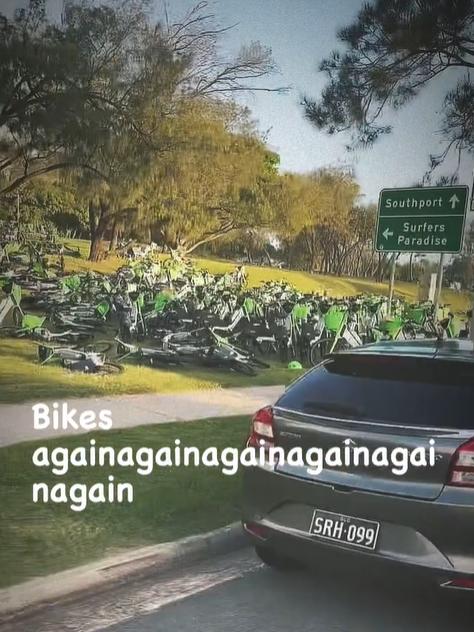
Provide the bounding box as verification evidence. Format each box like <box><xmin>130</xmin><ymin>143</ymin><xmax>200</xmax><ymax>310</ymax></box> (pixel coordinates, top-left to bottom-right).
<box><xmin>0</xmin><ymin>384</ymin><xmax>285</xmax><ymax>447</ymax></box>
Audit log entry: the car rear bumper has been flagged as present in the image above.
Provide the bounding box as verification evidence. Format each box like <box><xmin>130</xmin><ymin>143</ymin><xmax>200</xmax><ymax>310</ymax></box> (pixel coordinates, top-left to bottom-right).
<box><xmin>242</xmin><ymin>467</ymin><xmax>474</xmax><ymax>584</ymax></box>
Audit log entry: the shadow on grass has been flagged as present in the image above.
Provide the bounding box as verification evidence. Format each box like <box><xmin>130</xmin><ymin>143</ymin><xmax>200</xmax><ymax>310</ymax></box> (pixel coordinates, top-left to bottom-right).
<box><xmin>0</xmin><ymin>338</ymin><xmax>300</xmax><ymax>404</ymax></box>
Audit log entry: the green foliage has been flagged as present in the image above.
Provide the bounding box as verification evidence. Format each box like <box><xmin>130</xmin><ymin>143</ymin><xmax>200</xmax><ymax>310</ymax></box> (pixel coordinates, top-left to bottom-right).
<box><xmin>444</xmin><ymin>220</ymin><xmax>474</xmax><ymax>288</ymax></box>
<box><xmin>1</xmin><ymin>180</ymin><xmax>88</xmax><ymax>234</ymax></box>
<box><xmin>0</xmin><ymin>0</ymin><xmax>151</xmax><ymax>194</ymax></box>
<box><xmin>141</xmin><ymin>101</ymin><xmax>278</xmax><ymax>252</ymax></box>
<box><xmin>304</xmin><ymin>0</ymin><xmax>474</xmax><ymax>171</ymax></box>
<box><xmin>0</xmin><ymin>0</ymin><xmax>281</xmax><ymax>261</ymax></box>
<box><xmin>268</xmin><ymin>168</ymin><xmax>368</xmax><ymax>274</ymax></box>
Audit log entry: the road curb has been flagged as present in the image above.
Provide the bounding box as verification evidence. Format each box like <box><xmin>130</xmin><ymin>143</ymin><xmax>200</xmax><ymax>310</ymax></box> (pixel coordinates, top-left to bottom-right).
<box><xmin>0</xmin><ymin>522</ymin><xmax>246</xmax><ymax>622</ymax></box>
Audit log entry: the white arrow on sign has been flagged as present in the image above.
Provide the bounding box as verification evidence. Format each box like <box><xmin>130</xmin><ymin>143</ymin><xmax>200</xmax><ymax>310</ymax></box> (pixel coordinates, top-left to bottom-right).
<box><xmin>449</xmin><ymin>194</ymin><xmax>460</xmax><ymax>209</ymax></box>
<box><xmin>383</xmin><ymin>228</ymin><xmax>394</xmax><ymax>240</ymax></box>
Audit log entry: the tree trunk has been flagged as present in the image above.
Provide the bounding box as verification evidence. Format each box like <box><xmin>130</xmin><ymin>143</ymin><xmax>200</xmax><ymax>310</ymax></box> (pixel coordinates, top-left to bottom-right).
<box><xmin>89</xmin><ymin>231</ymin><xmax>107</xmax><ymax>261</ymax></box>
<box><xmin>263</xmin><ymin>247</ymin><xmax>272</xmax><ymax>266</ymax></box>
<box><xmin>109</xmin><ymin>217</ymin><xmax>120</xmax><ymax>252</ymax></box>
<box><xmin>88</xmin><ymin>199</ymin><xmax>110</xmax><ymax>262</ymax></box>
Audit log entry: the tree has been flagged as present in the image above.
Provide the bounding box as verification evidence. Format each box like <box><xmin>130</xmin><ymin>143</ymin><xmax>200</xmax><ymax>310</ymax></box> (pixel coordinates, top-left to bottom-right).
<box><xmin>73</xmin><ymin>0</ymin><xmax>283</xmax><ymax>260</ymax></box>
<box><xmin>140</xmin><ymin>101</ymin><xmax>279</xmax><ymax>253</ymax></box>
<box><xmin>333</xmin><ymin>204</ymin><xmax>377</xmax><ymax>277</ymax></box>
<box><xmin>163</xmin><ymin>1</ymin><xmax>284</xmax><ymax>98</ymax></box>
<box><xmin>274</xmin><ymin>169</ymin><xmax>360</xmax><ymax>273</ymax></box>
<box><xmin>0</xmin><ymin>0</ymin><xmax>141</xmax><ymax>196</ymax></box>
<box><xmin>57</xmin><ymin>0</ymin><xmax>186</xmax><ymax>260</ymax></box>
<box><xmin>304</xmin><ymin>0</ymin><xmax>474</xmax><ymax>172</ymax></box>
<box><xmin>444</xmin><ymin>219</ymin><xmax>474</xmax><ymax>288</ymax></box>
<box><xmin>0</xmin><ymin>0</ymin><xmax>283</xmax><ymax>260</ymax></box>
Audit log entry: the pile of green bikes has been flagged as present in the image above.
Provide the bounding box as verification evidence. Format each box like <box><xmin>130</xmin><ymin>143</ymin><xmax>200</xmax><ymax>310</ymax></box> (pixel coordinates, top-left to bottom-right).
<box><xmin>0</xmin><ymin>245</ymin><xmax>470</xmax><ymax>377</ymax></box>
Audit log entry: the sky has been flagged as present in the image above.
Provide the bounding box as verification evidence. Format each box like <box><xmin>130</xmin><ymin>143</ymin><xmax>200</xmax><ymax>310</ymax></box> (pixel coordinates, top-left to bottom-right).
<box><xmin>3</xmin><ymin>0</ymin><xmax>474</xmax><ymax>204</ymax></box>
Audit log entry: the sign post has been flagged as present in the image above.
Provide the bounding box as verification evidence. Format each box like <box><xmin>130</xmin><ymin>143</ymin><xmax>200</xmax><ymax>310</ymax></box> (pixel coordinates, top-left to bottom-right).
<box><xmin>375</xmin><ymin>185</ymin><xmax>469</xmax><ymax>315</ymax></box>
<box><xmin>428</xmin><ymin>273</ymin><xmax>437</xmax><ymax>303</ymax></box>
<box><xmin>433</xmin><ymin>253</ymin><xmax>445</xmax><ymax>316</ymax></box>
<box><xmin>387</xmin><ymin>253</ymin><xmax>397</xmax><ymax>316</ymax></box>
<box><xmin>375</xmin><ymin>186</ymin><xmax>469</xmax><ymax>254</ymax></box>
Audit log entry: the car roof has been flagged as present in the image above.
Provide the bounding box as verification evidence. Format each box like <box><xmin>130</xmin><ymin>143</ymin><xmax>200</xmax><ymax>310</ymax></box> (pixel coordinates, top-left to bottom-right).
<box><xmin>334</xmin><ymin>338</ymin><xmax>474</xmax><ymax>364</ymax></box>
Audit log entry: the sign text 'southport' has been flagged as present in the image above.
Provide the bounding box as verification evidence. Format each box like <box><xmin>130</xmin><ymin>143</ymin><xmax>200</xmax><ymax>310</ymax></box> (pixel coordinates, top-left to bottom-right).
<box><xmin>375</xmin><ymin>186</ymin><xmax>469</xmax><ymax>253</ymax></box>
<box><xmin>385</xmin><ymin>197</ymin><xmax>443</xmax><ymax>209</ymax></box>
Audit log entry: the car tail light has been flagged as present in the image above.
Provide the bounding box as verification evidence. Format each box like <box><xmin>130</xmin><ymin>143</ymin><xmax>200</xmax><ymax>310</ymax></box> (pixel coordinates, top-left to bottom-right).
<box><xmin>243</xmin><ymin>521</ymin><xmax>269</xmax><ymax>540</ymax></box>
<box><xmin>442</xmin><ymin>577</ymin><xmax>474</xmax><ymax>591</ymax></box>
<box><xmin>247</xmin><ymin>406</ymin><xmax>275</xmax><ymax>450</ymax></box>
<box><xmin>448</xmin><ymin>438</ymin><xmax>474</xmax><ymax>487</ymax></box>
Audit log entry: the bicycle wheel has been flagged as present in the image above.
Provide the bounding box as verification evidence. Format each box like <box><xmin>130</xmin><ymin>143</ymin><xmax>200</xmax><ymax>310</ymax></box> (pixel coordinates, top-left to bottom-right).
<box><xmin>278</xmin><ymin>340</ymin><xmax>296</xmax><ymax>363</ymax></box>
<box><xmin>68</xmin><ymin>332</ymin><xmax>93</xmax><ymax>345</ymax></box>
<box><xmin>12</xmin><ymin>306</ymin><xmax>22</xmax><ymax>327</ymax></box>
<box><xmin>115</xmin><ymin>339</ymin><xmax>130</xmax><ymax>357</ymax></box>
<box><xmin>37</xmin><ymin>345</ymin><xmax>54</xmax><ymax>363</ymax></box>
<box><xmin>83</xmin><ymin>340</ymin><xmax>113</xmax><ymax>354</ymax></box>
<box><xmin>230</xmin><ymin>360</ymin><xmax>257</xmax><ymax>376</ymax></box>
<box><xmin>97</xmin><ymin>362</ymin><xmax>124</xmax><ymax>375</ymax></box>
<box><xmin>146</xmin><ymin>353</ymin><xmax>180</xmax><ymax>367</ymax></box>
<box><xmin>248</xmin><ymin>356</ymin><xmax>271</xmax><ymax>369</ymax></box>
<box><xmin>0</xmin><ymin>327</ymin><xmax>20</xmax><ymax>338</ymax></box>
<box><xmin>256</xmin><ymin>340</ymin><xmax>277</xmax><ymax>356</ymax></box>
<box><xmin>401</xmin><ymin>324</ymin><xmax>416</xmax><ymax>340</ymax></box>
<box><xmin>310</xmin><ymin>337</ymin><xmax>338</xmax><ymax>366</ymax></box>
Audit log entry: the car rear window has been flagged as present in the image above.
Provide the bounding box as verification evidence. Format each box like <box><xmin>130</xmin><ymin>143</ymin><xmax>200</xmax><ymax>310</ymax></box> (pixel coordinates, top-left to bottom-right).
<box><xmin>277</xmin><ymin>355</ymin><xmax>474</xmax><ymax>429</ymax></box>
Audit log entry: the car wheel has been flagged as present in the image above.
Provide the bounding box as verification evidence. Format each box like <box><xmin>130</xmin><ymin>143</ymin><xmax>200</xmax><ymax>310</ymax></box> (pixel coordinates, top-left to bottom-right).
<box><xmin>255</xmin><ymin>545</ymin><xmax>300</xmax><ymax>571</ymax></box>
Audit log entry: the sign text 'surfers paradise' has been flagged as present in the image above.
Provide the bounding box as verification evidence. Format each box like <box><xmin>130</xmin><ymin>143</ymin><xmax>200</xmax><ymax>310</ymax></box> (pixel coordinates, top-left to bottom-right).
<box><xmin>375</xmin><ymin>186</ymin><xmax>469</xmax><ymax>253</ymax></box>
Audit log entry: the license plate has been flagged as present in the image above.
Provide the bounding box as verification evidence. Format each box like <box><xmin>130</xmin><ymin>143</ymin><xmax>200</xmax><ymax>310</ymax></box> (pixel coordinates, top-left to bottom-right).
<box><xmin>309</xmin><ymin>509</ymin><xmax>380</xmax><ymax>551</ymax></box>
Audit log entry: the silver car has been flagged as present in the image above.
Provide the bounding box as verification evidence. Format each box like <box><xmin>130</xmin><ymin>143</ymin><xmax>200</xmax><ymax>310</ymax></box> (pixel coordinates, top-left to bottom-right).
<box><xmin>242</xmin><ymin>339</ymin><xmax>474</xmax><ymax>591</ymax></box>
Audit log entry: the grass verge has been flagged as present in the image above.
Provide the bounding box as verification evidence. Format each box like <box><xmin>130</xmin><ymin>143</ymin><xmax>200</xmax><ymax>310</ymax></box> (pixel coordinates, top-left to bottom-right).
<box><xmin>0</xmin><ymin>416</ymin><xmax>248</xmax><ymax>588</ymax></box>
<box><xmin>0</xmin><ymin>338</ymin><xmax>300</xmax><ymax>403</ymax></box>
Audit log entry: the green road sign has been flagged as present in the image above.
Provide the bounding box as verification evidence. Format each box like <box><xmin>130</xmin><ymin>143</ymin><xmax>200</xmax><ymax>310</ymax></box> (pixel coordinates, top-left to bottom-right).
<box><xmin>375</xmin><ymin>186</ymin><xmax>469</xmax><ymax>253</ymax></box>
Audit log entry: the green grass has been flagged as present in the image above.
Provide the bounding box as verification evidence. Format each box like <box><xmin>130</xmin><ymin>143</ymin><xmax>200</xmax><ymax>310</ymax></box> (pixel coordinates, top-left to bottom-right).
<box><xmin>0</xmin><ymin>338</ymin><xmax>302</xmax><ymax>403</ymax></box>
<box><xmin>59</xmin><ymin>239</ymin><xmax>472</xmax><ymax>312</ymax></box>
<box><xmin>60</xmin><ymin>238</ymin><xmax>126</xmax><ymax>274</ymax></box>
<box><xmin>0</xmin><ymin>416</ymin><xmax>248</xmax><ymax>588</ymax></box>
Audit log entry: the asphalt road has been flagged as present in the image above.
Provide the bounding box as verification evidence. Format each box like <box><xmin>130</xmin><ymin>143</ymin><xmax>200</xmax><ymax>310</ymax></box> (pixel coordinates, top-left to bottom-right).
<box><xmin>2</xmin><ymin>547</ymin><xmax>473</xmax><ymax>632</ymax></box>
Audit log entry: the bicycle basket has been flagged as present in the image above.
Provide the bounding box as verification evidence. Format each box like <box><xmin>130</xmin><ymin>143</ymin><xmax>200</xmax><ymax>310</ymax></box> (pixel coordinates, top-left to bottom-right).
<box><xmin>403</xmin><ymin>305</ymin><xmax>426</xmax><ymax>325</ymax></box>
<box><xmin>243</xmin><ymin>297</ymin><xmax>256</xmax><ymax>316</ymax></box>
<box><xmin>448</xmin><ymin>316</ymin><xmax>462</xmax><ymax>337</ymax></box>
<box><xmin>22</xmin><ymin>313</ymin><xmax>46</xmax><ymax>331</ymax></box>
<box><xmin>0</xmin><ymin>277</ymin><xmax>9</xmax><ymax>291</ymax></box>
<box><xmin>379</xmin><ymin>317</ymin><xmax>403</xmax><ymax>338</ymax></box>
<box><xmin>96</xmin><ymin>300</ymin><xmax>110</xmax><ymax>319</ymax></box>
<box><xmin>324</xmin><ymin>306</ymin><xmax>347</xmax><ymax>333</ymax></box>
<box><xmin>61</xmin><ymin>275</ymin><xmax>81</xmax><ymax>293</ymax></box>
<box><xmin>154</xmin><ymin>291</ymin><xmax>172</xmax><ymax>314</ymax></box>
<box><xmin>292</xmin><ymin>303</ymin><xmax>311</xmax><ymax>322</ymax></box>
<box><xmin>32</xmin><ymin>260</ymin><xmax>42</xmax><ymax>275</ymax></box>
